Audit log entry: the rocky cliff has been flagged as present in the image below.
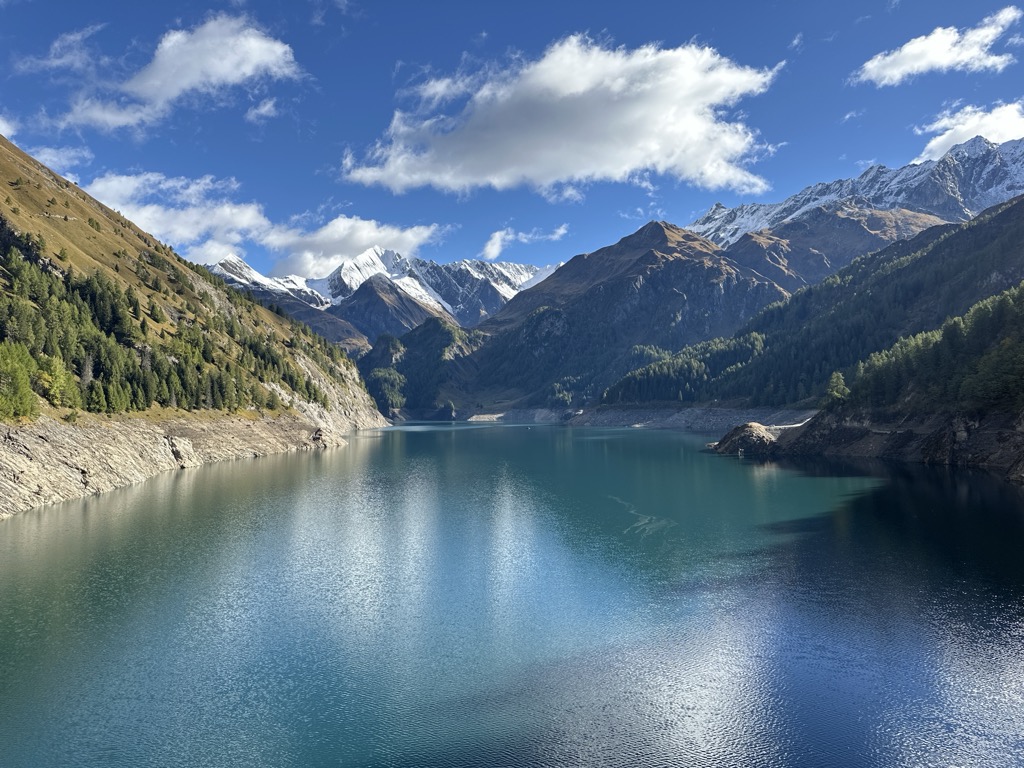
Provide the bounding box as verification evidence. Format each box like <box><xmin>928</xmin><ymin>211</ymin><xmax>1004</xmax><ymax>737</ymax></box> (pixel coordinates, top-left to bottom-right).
<box><xmin>714</xmin><ymin>409</ymin><xmax>1024</xmax><ymax>486</ymax></box>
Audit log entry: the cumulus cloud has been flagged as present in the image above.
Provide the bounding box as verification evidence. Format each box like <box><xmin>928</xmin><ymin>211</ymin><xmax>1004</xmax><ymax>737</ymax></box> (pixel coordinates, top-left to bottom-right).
<box><xmin>0</xmin><ymin>112</ymin><xmax>18</xmax><ymax>138</ymax></box>
<box><xmin>479</xmin><ymin>223</ymin><xmax>568</xmax><ymax>261</ymax></box>
<box><xmin>85</xmin><ymin>172</ymin><xmax>268</xmax><ymax>250</ymax></box>
<box><xmin>51</xmin><ymin>15</ymin><xmax>300</xmax><ymax>131</ymax></box>
<box><xmin>83</xmin><ymin>170</ymin><xmax>438</xmax><ymax>277</ymax></box>
<box><xmin>265</xmin><ymin>217</ymin><xmax>440</xmax><ymax>277</ymax></box>
<box><xmin>913</xmin><ymin>101</ymin><xmax>1024</xmax><ymax>161</ymax></box>
<box><xmin>346</xmin><ymin>34</ymin><xmax>780</xmax><ymax>198</ymax></box>
<box><xmin>122</xmin><ymin>16</ymin><xmax>299</xmax><ymax>105</ymax></box>
<box><xmin>854</xmin><ymin>6</ymin><xmax>1022</xmax><ymax>86</ymax></box>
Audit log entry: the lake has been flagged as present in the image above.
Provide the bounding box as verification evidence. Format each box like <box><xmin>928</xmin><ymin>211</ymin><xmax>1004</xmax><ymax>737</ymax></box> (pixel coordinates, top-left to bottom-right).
<box><xmin>1</xmin><ymin>423</ymin><xmax>1023</xmax><ymax>767</ymax></box>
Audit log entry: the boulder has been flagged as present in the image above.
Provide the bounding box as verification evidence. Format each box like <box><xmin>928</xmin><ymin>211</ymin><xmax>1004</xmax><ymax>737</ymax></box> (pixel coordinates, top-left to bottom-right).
<box><xmin>713</xmin><ymin>422</ymin><xmax>777</xmax><ymax>457</ymax></box>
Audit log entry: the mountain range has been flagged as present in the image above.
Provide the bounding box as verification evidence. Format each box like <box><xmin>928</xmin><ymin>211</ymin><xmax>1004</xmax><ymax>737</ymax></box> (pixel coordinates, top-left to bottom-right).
<box><xmin>212</xmin><ymin>247</ymin><xmax>552</xmax><ymax>348</ymax></box>
<box><xmin>690</xmin><ymin>136</ymin><xmax>1024</xmax><ymax>245</ymax></box>
<box><xmin>605</xmin><ymin>194</ymin><xmax>1024</xmax><ymax>407</ymax></box>
<box><xmin>351</xmin><ymin>136</ymin><xmax>1024</xmax><ymax>416</ymax></box>
<box><xmin>212</xmin><ymin>135</ymin><xmax>1024</xmax><ymax>406</ymax></box>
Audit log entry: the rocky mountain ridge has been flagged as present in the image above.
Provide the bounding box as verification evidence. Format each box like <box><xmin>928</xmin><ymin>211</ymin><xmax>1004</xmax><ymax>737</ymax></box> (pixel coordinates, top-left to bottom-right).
<box><xmin>691</xmin><ymin>136</ymin><xmax>1024</xmax><ymax>246</ymax></box>
<box><xmin>449</xmin><ymin>221</ymin><xmax>791</xmax><ymax>408</ymax></box>
<box><xmin>212</xmin><ymin>246</ymin><xmax>550</xmax><ymax>343</ymax></box>
<box><xmin>327</xmin><ymin>272</ymin><xmax>456</xmax><ymax>341</ymax></box>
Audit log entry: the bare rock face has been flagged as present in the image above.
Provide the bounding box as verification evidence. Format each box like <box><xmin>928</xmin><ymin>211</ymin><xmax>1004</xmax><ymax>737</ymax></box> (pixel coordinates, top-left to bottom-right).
<box><xmin>166</xmin><ymin>436</ymin><xmax>201</xmax><ymax>469</ymax></box>
<box><xmin>713</xmin><ymin>422</ymin><xmax>777</xmax><ymax>457</ymax></box>
<box><xmin>0</xmin><ymin>400</ymin><xmax>388</xmax><ymax>520</ymax></box>
<box><xmin>767</xmin><ymin>407</ymin><xmax>1024</xmax><ymax>486</ymax></box>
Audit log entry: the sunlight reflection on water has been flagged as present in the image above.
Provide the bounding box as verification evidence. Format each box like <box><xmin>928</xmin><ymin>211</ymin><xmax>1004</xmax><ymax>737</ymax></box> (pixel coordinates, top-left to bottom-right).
<box><xmin>1</xmin><ymin>426</ymin><xmax>1023</xmax><ymax>766</ymax></box>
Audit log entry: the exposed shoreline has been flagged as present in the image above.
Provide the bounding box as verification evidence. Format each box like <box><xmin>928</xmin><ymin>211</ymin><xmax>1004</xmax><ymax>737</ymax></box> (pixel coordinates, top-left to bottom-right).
<box><xmin>713</xmin><ymin>409</ymin><xmax>1024</xmax><ymax>486</ymax></box>
<box><xmin>468</xmin><ymin>404</ymin><xmax>818</xmax><ymax>436</ymax></box>
<box><xmin>16</xmin><ymin>401</ymin><xmax>1022</xmax><ymax>521</ymax></box>
<box><xmin>0</xmin><ymin>403</ymin><xmax>387</xmax><ymax>520</ymax></box>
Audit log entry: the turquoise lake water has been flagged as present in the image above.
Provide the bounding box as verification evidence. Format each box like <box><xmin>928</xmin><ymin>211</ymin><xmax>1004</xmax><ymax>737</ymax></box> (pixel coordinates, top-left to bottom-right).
<box><xmin>1</xmin><ymin>423</ymin><xmax>1023</xmax><ymax>767</ymax></box>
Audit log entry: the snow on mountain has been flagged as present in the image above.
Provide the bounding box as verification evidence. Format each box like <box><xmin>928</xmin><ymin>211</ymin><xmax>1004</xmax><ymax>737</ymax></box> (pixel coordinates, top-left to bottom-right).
<box><xmin>213</xmin><ymin>247</ymin><xmax>549</xmax><ymax>329</ymax></box>
<box><xmin>320</xmin><ymin>246</ymin><xmax>394</xmax><ymax>300</ymax></box>
<box><xmin>307</xmin><ymin>247</ymin><xmax>548</xmax><ymax>326</ymax></box>
<box><xmin>691</xmin><ymin>136</ymin><xmax>1024</xmax><ymax>246</ymax></box>
<box><xmin>211</xmin><ymin>254</ymin><xmax>330</xmax><ymax>308</ymax></box>
<box><xmin>519</xmin><ymin>262</ymin><xmax>563</xmax><ymax>291</ymax></box>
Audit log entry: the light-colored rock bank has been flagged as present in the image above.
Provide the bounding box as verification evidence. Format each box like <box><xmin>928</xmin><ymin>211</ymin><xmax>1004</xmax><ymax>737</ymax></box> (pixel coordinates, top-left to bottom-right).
<box><xmin>467</xmin><ymin>405</ymin><xmax>816</xmax><ymax>436</ymax></box>
<box><xmin>567</xmin><ymin>405</ymin><xmax>816</xmax><ymax>435</ymax></box>
<box><xmin>0</xmin><ymin>403</ymin><xmax>387</xmax><ymax>520</ymax></box>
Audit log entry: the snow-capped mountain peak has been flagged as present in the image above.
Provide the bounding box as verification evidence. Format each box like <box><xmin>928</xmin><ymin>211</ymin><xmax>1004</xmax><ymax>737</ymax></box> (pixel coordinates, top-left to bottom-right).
<box><xmin>690</xmin><ymin>136</ymin><xmax>1024</xmax><ymax>246</ymax></box>
<box><xmin>211</xmin><ymin>254</ymin><xmax>330</xmax><ymax>308</ymax></box>
<box><xmin>212</xmin><ymin>248</ymin><xmax>551</xmax><ymax>330</ymax></box>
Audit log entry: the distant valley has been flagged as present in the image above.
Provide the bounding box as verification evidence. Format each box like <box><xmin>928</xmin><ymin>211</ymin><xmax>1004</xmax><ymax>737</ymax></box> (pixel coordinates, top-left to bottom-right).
<box><xmin>4</xmin><ymin>132</ymin><xmax>1024</xmax><ymax>507</ymax></box>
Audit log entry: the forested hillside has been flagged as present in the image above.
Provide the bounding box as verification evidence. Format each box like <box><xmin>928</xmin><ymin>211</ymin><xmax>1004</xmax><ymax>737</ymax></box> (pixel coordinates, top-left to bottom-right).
<box><xmin>845</xmin><ymin>282</ymin><xmax>1024</xmax><ymax>414</ymax></box>
<box><xmin>357</xmin><ymin>318</ymin><xmax>481</xmax><ymax>416</ymax></box>
<box><xmin>0</xmin><ymin>135</ymin><xmax>375</xmax><ymax>424</ymax></box>
<box><xmin>604</xmin><ymin>196</ymin><xmax>1024</xmax><ymax>407</ymax></box>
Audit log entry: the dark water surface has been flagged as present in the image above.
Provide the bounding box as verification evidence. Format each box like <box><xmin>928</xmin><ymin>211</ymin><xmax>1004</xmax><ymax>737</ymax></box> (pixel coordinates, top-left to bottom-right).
<box><xmin>2</xmin><ymin>424</ymin><xmax>1023</xmax><ymax>767</ymax></box>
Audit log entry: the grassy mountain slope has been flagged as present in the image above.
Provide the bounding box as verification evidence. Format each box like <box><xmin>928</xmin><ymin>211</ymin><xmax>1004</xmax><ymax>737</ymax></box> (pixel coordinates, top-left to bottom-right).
<box><xmin>0</xmin><ymin>134</ymin><xmax>383</xmax><ymax>431</ymax></box>
<box><xmin>725</xmin><ymin>203</ymin><xmax>945</xmax><ymax>292</ymax></box>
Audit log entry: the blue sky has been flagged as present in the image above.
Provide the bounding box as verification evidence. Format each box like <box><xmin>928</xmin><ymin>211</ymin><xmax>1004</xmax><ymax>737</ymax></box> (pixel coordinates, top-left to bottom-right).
<box><xmin>2</xmin><ymin>0</ymin><xmax>1024</xmax><ymax>277</ymax></box>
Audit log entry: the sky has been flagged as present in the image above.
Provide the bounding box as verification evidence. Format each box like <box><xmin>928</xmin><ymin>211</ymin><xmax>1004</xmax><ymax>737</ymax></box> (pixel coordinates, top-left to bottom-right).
<box><xmin>2</xmin><ymin>0</ymin><xmax>1024</xmax><ymax>278</ymax></box>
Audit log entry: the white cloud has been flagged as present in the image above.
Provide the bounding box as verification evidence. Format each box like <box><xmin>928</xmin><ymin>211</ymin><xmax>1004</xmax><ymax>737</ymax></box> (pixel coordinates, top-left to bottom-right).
<box><xmin>0</xmin><ymin>112</ymin><xmax>18</xmax><ymax>138</ymax></box>
<box><xmin>854</xmin><ymin>6</ymin><xmax>1022</xmax><ymax>86</ymax></box>
<box><xmin>913</xmin><ymin>101</ymin><xmax>1024</xmax><ymax>162</ymax></box>
<box><xmin>122</xmin><ymin>16</ymin><xmax>299</xmax><ymax>105</ymax></box>
<box><xmin>26</xmin><ymin>145</ymin><xmax>94</xmax><ymax>176</ymax></box>
<box><xmin>56</xmin><ymin>15</ymin><xmax>300</xmax><ymax>131</ymax></box>
<box><xmin>16</xmin><ymin>24</ymin><xmax>106</xmax><ymax>74</ymax></box>
<box><xmin>83</xmin><ymin>170</ymin><xmax>438</xmax><ymax>278</ymax></box>
<box><xmin>265</xmin><ymin>217</ymin><xmax>440</xmax><ymax>277</ymax></box>
<box><xmin>479</xmin><ymin>223</ymin><xmax>568</xmax><ymax>261</ymax></box>
<box><xmin>840</xmin><ymin>109</ymin><xmax>864</xmax><ymax>123</ymax></box>
<box><xmin>85</xmin><ymin>172</ymin><xmax>267</xmax><ymax>250</ymax></box>
<box><xmin>245</xmin><ymin>97</ymin><xmax>279</xmax><ymax>124</ymax></box>
<box><xmin>346</xmin><ymin>34</ymin><xmax>780</xmax><ymax>198</ymax></box>
<box><xmin>789</xmin><ymin>33</ymin><xmax>804</xmax><ymax>51</ymax></box>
